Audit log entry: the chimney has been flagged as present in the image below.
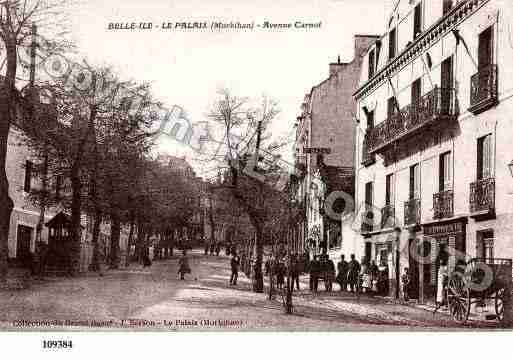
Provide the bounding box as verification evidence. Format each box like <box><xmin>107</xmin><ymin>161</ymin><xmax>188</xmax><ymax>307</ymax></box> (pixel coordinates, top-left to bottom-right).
<box><xmin>329</xmin><ymin>55</ymin><xmax>343</xmax><ymax>76</ymax></box>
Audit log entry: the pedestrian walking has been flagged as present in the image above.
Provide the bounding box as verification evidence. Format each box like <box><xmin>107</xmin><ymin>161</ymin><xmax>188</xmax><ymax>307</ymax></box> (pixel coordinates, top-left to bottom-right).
<box><xmin>369</xmin><ymin>260</ymin><xmax>379</xmax><ymax>294</ymax></box>
<box><xmin>276</xmin><ymin>259</ymin><xmax>285</xmax><ymax>289</ymax></box>
<box><xmin>325</xmin><ymin>256</ymin><xmax>335</xmax><ymax>292</ymax></box>
<box><xmin>347</xmin><ymin>254</ymin><xmax>361</xmax><ymax>293</ymax></box>
<box><xmin>177</xmin><ymin>250</ymin><xmax>191</xmax><ymax>280</ymax></box>
<box><xmin>310</xmin><ymin>255</ymin><xmax>320</xmax><ymax>292</ymax></box>
<box><xmin>401</xmin><ymin>267</ymin><xmax>410</xmax><ymax>302</ymax></box>
<box><xmin>215</xmin><ymin>243</ymin><xmax>220</xmax><ymax>256</ymax></box>
<box><xmin>336</xmin><ymin>254</ymin><xmax>348</xmax><ymax>291</ymax></box>
<box><xmin>289</xmin><ymin>254</ymin><xmax>300</xmax><ymax>292</ymax></box>
<box><xmin>230</xmin><ymin>252</ymin><xmax>240</xmax><ymax>285</ymax></box>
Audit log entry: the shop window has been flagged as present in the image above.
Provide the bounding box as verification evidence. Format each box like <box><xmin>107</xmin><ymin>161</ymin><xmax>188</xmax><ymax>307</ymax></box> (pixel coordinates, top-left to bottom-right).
<box><xmin>477</xmin><ymin>230</ymin><xmax>494</xmax><ymax>260</ymax></box>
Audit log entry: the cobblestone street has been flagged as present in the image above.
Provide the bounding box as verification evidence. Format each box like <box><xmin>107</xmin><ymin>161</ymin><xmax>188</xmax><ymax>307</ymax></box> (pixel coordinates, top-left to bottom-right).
<box><xmin>0</xmin><ymin>250</ymin><xmax>504</xmax><ymax>331</ymax></box>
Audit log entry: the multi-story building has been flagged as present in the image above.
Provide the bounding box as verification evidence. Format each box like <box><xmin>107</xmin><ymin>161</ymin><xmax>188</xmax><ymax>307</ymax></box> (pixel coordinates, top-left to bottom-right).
<box><xmin>354</xmin><ymin>0</ymin><xmax>513</xmax><ymax>303</ymax></box>
<box><xmin>294</xmin><ymin>35</ymin><xmax>378</xmax><ymax>258</ymax></box>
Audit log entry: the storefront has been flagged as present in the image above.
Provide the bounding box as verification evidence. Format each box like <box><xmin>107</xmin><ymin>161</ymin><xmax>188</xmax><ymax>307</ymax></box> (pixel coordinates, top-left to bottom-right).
<box><xmin>419</xmin><ymin>217</ymin><xmax>468</xmax><ymax>304</ymax></box>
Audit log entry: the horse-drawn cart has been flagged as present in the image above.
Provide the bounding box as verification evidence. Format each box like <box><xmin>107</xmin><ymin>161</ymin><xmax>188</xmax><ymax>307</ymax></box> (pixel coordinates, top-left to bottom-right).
<box><xmin>446</xmin><ymin>258</ymin><xmax>512</xmax><ymax>323</ymax></box>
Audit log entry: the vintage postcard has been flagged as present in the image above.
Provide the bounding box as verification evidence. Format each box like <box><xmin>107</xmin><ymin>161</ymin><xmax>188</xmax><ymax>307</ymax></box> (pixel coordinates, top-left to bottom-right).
<box><xmin>0</xmin><ymin>0</ymin><xmax>513</xmax><ymax>346</ymax></box>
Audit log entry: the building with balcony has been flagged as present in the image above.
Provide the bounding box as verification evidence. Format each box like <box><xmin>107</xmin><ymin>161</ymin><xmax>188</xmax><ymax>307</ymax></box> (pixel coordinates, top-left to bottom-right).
<box><xmin>293</xmin><ymin>35</ymin><xmax>378</xmax><ymax>259</ymax></box>
<box><xmin>354</xmin><ymin>0</ymin><xmax>513</xmax><ymax>303</ymax></box>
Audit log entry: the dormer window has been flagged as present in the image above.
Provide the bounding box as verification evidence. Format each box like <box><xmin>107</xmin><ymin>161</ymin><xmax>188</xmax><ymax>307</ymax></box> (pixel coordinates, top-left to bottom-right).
<box><xmin>389</xmin><ymin>28</ymin><xmax>397</xmax><ymax>60</ymax></box>
<box><xmin>368</xmin><ymin>49</ymin><xmax>375</xmax><ymax>79</ymax></box>
<box><xmin>413</xmin><ymin>3</ymin><xmax>422</xmax><ymax>40</ymax></box>
<box><xmin>443</xmin><ymin>0</ymin><xmax>454</xmax><ymax>15</ymax></box>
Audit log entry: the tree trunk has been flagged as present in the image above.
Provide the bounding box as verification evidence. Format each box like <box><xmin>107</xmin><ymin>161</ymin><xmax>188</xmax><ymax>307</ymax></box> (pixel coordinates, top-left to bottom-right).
<box><xmin>253</xmin><ymin>224</ymin><xmax>264</xmax><ymax>293</ymax></box>
<box><xmin>70</xmin><ymin>164</ymin><xmax>83</xmax><ymax>275</ymax></box>
<box><xmin>135</xmin><ymin>223</ymin><xmax>145</xmax><ymax>263</ymax></box>
<box><xmin>109</xmin><ymin>211</ymin><xmax>121</xmax><ymax>269</ymax></box>
<box><xmin>0</xmin><ymin>40</ymin><xmax>18</xmax><ymax>283</ymax></box>
<box><xmin>90</xmin><ymin>210</ymin><xmax>102</xmax><ymax>271</ymax></box>
<box><xmin>126</xmin><ymin>218</ymin><xmax>135</xmax><ymax>266</ymax></box>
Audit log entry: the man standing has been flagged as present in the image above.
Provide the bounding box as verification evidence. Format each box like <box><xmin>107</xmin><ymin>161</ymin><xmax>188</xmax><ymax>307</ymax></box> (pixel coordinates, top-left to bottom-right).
<box><xmin>336</xmin><ymin>254</ymin><xmax>348</xmax><ymax>291</ymax></box>
<box><xmin>230</xmin><ymin>252</ymin><xmax>240</xmax><ymax>285</ymax></box>
<box><xmin>347</xmin><ymin>254</ymin><xmax>361</xmax><ymax>293</ymax></box>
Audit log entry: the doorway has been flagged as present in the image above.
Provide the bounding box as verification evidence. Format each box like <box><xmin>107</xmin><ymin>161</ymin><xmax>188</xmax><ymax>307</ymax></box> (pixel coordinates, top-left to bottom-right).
<box><xmin>16</xmin><ymin>225</ymin><xmax>33</xmax><ymax>268</ymax></box>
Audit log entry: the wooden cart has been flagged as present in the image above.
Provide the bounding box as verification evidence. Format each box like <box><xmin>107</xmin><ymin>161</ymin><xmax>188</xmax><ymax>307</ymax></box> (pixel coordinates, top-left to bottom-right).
<box><xmin>447</xmin><ymin>258</ymin><xmax>512</xmax><ymax>323</ymax></box>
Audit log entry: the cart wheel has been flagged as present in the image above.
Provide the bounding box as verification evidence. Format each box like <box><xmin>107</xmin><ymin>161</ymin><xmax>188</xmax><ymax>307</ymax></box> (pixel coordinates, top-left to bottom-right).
<box><xmin>448</xmin><ymin>275</ymin><xmax>470</xmax><ymax>324</ymax></box>
<box><xmin>495</xmin><ymin>287</ymin><xmax>505</xmax><ymax>322</ymax></box>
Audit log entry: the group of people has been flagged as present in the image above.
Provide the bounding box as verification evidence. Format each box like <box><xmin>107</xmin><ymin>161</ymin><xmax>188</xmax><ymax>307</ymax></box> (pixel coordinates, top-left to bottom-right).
<box><xmin>204</xmin><ymin>241</ymin><xmax>221</xmax><ymax>256</ymax></box>
<box><xmin>264</xmin><ymin>254</ymin><xmax>303</xmax><ymax>291</ymax></box>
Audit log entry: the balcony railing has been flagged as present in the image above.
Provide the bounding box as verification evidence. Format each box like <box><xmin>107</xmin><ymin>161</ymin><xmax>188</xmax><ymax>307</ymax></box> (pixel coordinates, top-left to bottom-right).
<box><xmin>433</xmin><ymin>190</ymin><xmax>454</xmax><ymax>220</ymax></box>
<box><xmin>469</xmin><ymin>64</ymin><xmax>498</xmax><ymax>114</ymax></box>
<box><xmin>360</xmin><ymin>206</ymin><xmax>375</xmax><ymax>234</ymax></box>
<box><xmin>381</xmin><ymin>205</ymin><xmax>396</xmax><ymax>229</ymax></box>
<box><xmin>366</xmin><ymin>87</ymin><xmax>458</xmax><ymax>154</ymax></box>
<box><xmin>470</xmin><ymin>177</ymin><xmax>495</xmax><ymax>218</ymax></box>
<box><xmin>404</xmin><ymin>198</ymin><xmax>421</xmax><ymax>226</ymax></box>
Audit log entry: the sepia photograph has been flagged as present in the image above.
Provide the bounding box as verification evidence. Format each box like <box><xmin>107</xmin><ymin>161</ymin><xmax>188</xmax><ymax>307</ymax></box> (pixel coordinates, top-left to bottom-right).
<box><xmin>1</xmin><ymin>0</ymin><xmax>513</xmax><ymax>353</ymax></box>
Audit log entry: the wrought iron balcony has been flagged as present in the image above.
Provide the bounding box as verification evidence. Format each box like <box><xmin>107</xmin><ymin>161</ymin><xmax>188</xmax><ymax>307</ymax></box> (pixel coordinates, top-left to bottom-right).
<box><xmin>381</xmin><ymin>205</ymin><xmax>396</xmax><ymax>229</ymax></box>
<box><xmin>360</xmin><ymin>206</ymin><xmax>375</xmax><ymax>234</ymax></box>
<box><xmin>367</xmin><ymin>87</ymin><xmax>458</xmax><ymax>154</ymax></box>
<box><xmin>433</xmin><ymin>190</ymin><xmax>454</xmax><ymax>220</ymax></box>
<box><xmin>469</xmin><ymin>64</ymin><xmax>498</xmax><ymax>115</ymax></box>
<box><xmin>470</xmin><ymin>177</ymin><xmax>495</xmax><ymax>219</ymax></box>
<box><xmin>404</xmin><ymin>198</ymin><xmax>421</xmax><ymax>226</ymax></box>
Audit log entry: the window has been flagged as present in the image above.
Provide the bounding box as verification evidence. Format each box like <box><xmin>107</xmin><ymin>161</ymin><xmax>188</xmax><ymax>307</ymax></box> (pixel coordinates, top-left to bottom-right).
<box><xmin>388</xmin><ymin>28</ymin><xmax>397</xmax><ymax>60</ymax></box>
<box><xmin>387</xmin><ymin>96</ymin><xmax>397</xmax><ymax>119</ymax></box>
<box><xmin>385</xmin><ymin>173</ymin><xmax>395</xmax><ymax>206</ymax></box>
<box><xmin>366</xmin><ymin>110</ymin><xmax>375</xmax><ymax>129</ymax></box>
<box><xmin>24</xmin><ymin>160</ymin><xmax>33</xmax><ymax>193</ymax></box>
<box><xmin>443</xmin><ymin>0</ymin><xmax>453</xmax><ymax>15</ymax></box>
<box><xmin>413</xmin><ymin>3</ymin><xmax>422</xmax><ymax>39</ymax></box>
<box><xmin>55</xmin><ymin>175</ymin><xmax>62</xmax><ymax>201</ymax></box>
<box><xmin>441</xmin><ymin>56</ymin><xmax>453</xmax><ymax>88</ymax></box>
<box><xmin>411</xmin><ymin>78</ymin><xmax>422</xmax><ymax>105</ymax></box>
<box><xmin>439</xmin><ymin>151</ymin><xmax>452</xmax><ymax>191</ymax></box>
<box><xmin>478</xmin><ymin>26</ymin><xmax>493</xmax><ymax>69</ymax></box>
<box><xmin>409</xmin><ymin>163</ymin><xmax>420</xmax><ymax>200</ymax></box>
<box><xmin>368</xmin><ymin>49</ymin><xmax>375</xmax><ymax>79</ymax></box>
<box><xmin>365</xmin><ymin>181</ymin><xmax>374</xmax><ymax>206</ymax></box>
<box><xmin>477</xmin><ymin>134</ymin><xmax>492</xmax><ymax>180</ymax></box>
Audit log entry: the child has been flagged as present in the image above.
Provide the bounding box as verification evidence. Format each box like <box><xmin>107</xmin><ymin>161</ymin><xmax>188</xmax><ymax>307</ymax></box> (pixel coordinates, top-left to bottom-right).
<box><xmin>401</xmin><ymin>267</ymin><xmax>410</xmax><ymax>302</ymax></box>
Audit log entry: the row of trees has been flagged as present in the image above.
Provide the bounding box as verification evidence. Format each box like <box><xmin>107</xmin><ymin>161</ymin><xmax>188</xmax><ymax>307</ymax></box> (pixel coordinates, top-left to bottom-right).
<box><xmin>0</xmin><ymin>0</ymin><xmax>200</xmax><ymax>281</ymax></box>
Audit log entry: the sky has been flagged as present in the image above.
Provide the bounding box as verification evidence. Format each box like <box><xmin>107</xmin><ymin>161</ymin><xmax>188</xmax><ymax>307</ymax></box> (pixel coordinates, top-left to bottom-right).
<box><xmin>65</xmin><ymin>0</ymin><xmax>390</xmax><ymax>179</ymax></box>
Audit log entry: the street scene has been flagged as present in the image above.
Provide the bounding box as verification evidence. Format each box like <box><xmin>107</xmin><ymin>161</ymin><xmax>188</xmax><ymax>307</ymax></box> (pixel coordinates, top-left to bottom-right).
<box><xmin>0</xmin><ymin>0</ymin><xmax>513</xmax><ymax>333</ymax></box>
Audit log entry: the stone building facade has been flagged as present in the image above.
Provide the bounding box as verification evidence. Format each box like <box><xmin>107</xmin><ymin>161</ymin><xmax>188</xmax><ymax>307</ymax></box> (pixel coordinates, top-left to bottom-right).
<box><xmin>294</xmin><ymin>35</ymin><xmax>378</xmax><ymax>259</ymax></box>
<box><xmin>354</xmin><ymin>0</ymin><xmax>513</xmax><ymax>302</ymax></box>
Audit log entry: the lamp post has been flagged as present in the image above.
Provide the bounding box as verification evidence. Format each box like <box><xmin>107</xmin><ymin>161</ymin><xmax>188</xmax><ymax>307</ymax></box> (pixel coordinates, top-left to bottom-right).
<box><xmin>394</xmin><ymin>226</ymin><xmax>402</xmax><ymax>300</ymax></box>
